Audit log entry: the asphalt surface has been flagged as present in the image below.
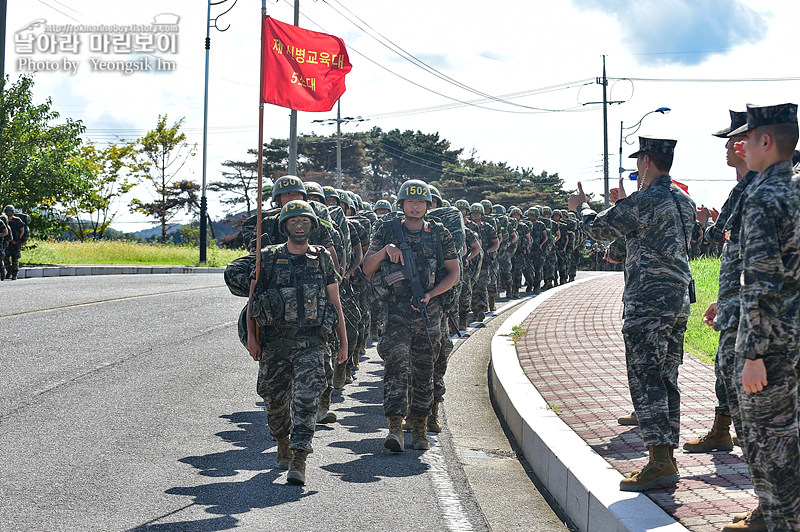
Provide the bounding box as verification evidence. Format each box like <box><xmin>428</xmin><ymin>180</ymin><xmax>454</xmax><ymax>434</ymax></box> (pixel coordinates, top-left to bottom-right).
<box><xmin>0</xmin><ymin>273</ymin><xmax>570</xmax><ymax>532</ymax></box>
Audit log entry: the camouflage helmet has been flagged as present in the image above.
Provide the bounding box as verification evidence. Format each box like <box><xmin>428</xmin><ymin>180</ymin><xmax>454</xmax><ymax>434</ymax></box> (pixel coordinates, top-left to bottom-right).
<box><xmin>525</xmin><ymin>206</ymin><xmax>540</xmax><ymax>218</ymax></box>
<box><xmin>348</xmin><ymin>191</ymin><xmax>363</xmax><ymax>210</ymax></box>
<box><xmin>454</xmin><ymin>199</ymin><xmax>470</xmax><ymax>211</ymax></box>
<box><xmin>304</xmin><ymin>181</ymin><xmax>325</xmax><ymax>200</ymax></box>
<box><xmin>322</xmin><ymin>186</ymin><xmax>340</xmax><ymax>204</ymax></box>
<box><xmin>278</xmin><ymin>200</ymin><xmax>318</xmax><ymax>229</ymax></box>
<box><xmin>397</xmin><ymin>179</ymin><xmax>432</xmax><ymax>206</ymax></box>
<box><xmin>491</xmin><ymin>204</ymin><xmax>506</xmax><ymax>215</ymax></box>
<box><xmin>552</xmin><ymin>209</ymin><xmax>562</xmax><ymax>219</ymax></box>
<box><xmin>337</xmin><ymin>189</ymin><xmax>355</xmax><ymax>210</ymax></box>
<box><xmin>509</xmin><ymin>206</ymin><xmax>523</xmax><ymax>217</ymax></box>
<box><xmin>362</xmin><ymin>202</ymin><xmax>373</xmax><ymax>212</ymax></box>
<box><xmin>567</xmin><ymin>211</ymin><xmax>576</xmax><ymax>219</ymax></box>
<box><xmin>374</xmin><ymin>199</ymin><xmax>393</xmax><ymax>212</ymax></box>
<box><xmin>428</xmin><ymin>184</ymin><xmax>443</xmax><ymax>206</ymax></box>
<box><xmin>442</xmin><ymin>199</ymin><xmax>451</xmax><ymax>208</ymax></box>
<box><xmin>541</xmin><ymin>206</ymin><xmax>552</xmax><ymax>216</ymax></box>
<box><xmin>271</xmin><ymin>175</ymin><xmax>306</xmax><ymax>201</ymax></box>
<box><xmin>470</xmin><ymin>202</ymin><xmax>484</xmax><ymax>214</ymax></box>
<box><xmin>480</xmin><ymin>199</ymin><xmax>493</xmax><ymax>212</ymax></box>
<box><xmin>4</xmin><ymin>204</ymin><xmax>15</xmax><ymax>213</ymax></box>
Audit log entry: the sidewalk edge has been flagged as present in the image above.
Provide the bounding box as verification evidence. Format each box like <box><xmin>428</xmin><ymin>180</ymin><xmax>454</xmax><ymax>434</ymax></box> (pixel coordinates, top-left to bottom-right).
<box><xmin>15</xmin><ymin>265</ymin><xmax>224</xmax><ymax>279</ymax></box>
<box><xmin>489</xmin><ymin>275</ymin><xmax>689</xmax><ymax>532</ymax></box>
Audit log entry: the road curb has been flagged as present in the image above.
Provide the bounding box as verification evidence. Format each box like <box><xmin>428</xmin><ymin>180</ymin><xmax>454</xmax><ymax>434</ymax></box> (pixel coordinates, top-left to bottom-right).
<box><xmin>489</xmin><ymin>275</ymin><xmax>689</xmax><ymax>532</ymax></box>
<box><xmin>15</xmin><ymin>265</ymin><xmax>224</xmax><ymax>279</ymax></box>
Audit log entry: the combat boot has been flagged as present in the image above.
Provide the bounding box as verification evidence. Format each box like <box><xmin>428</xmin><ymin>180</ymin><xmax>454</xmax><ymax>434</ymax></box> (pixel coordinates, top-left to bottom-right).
<box><xmin>617</xmin><ymin>411</ymin><xmax>638</xmax><ymax>426</ymax></box>
<box><xmin>316</xmin><ymin>387</ymin><xmax>336</xmax><ymax>424</ymax></box>
<box><xmin>526</xmin><ymin>283</ymin><xmax>533</xmax><ymax>293</ymax></box>
<box><xmin>427</xmin><ymin>402</ymin><xmax>442</xmax><ymax>433</ymax></box>
<box><xmin>333</xmin><ymin>362</ymin><xmax>347</xmax><ymax>389</ymax></box>
<box><xmin>459</xmin><ymin>315</ymin><xmax>468</xmax><ymax>330</ymax></box>
<box><xmin>721</xmin><ymin>506</ymin><xmax>766</xmax><ymax>531</ymax></box>
<box><xmin>619</xmin><ymin>445</ymin><xmax>678</xmax><ymax>491</ymax></box>
<box><xmin>488</xmin><ymin>297</ymin><xmax>495</xmax><ymax>311</ymax></box>
<box><xmin>543</xmin><ymin>280</ymin><xmax>553</xmax><ymax>290</ymax></box>
<box><xmin>345</xmin><ymin>365</ymin><xmax>354</xmax><ymax>384</ymax></box>
<box><xmin>286</xmin><ymin>449</ymin><xmax>309</xmax><ymax>485</ymax></box>
<box><xmin>384</xmin><ymin>415</ymin><xmax>405</xmax><ymax>452</ymax></box>
<box><xmin>11</xmin><ymin>272</ymin><xmax>17</xmax><ymax>280</ymax></box>
<box><xmin>473</xmin><ymin>309</ymin><xmax>485</xmax><ymax>322</ymax></box>
<box><xmin>276</xmin><ymin>435</ymin><xmax>291</xmax><ymax>470</ymax></box>
<box><xmin>683</xmin><ymin>412</ymin><xmax>733</xmax><ymax>453</ymax></box>
<box><xmin>0</xmin><ymin>268</ymin><xmax>5</xmax><ymax>281</ymax></box>
<box><xmin>412</xmin><ymin>415</ymin><xmax>430</xmax><ymax>450</ymax></box>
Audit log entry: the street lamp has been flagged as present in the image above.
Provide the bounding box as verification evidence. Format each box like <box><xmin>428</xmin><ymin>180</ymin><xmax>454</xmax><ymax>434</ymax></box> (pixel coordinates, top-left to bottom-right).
<box><xmin>618</xmin><ymin>107</ymin><xmax>671</xmax><ymax>187</ymax></box>
<box><xmin>200</xmin><ymin>0</ymin><xmax>237</xmax><ymax>264</ymax></box>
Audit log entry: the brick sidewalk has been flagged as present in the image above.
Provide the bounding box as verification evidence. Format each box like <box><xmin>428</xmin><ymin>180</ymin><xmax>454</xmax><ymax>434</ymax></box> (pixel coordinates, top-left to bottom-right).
<box><xmin>515</xmin><ymin>273</ymin><xmax>756</xmax><ymax>532</ymax></box>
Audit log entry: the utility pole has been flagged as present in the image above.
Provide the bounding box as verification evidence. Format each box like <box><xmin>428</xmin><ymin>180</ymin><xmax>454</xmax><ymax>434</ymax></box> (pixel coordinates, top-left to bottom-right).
<box><xmin>336</xmin><ymin>100</ymin><xmax>342</xmax><ymax>187</ymax></box>
<box><xmin>0</xmin><ymin>0</ymin><xmax>6</xmax><ymax>81</ymax></box>
<box><xmin>601</xmin><ymin>55</ymin><xmax>610</xmax><ymax>209</ymax></box>
<box><xmin>288</xmin><ymin>1</ymin><xmax>300</xmax><ymax>175</ymax></box>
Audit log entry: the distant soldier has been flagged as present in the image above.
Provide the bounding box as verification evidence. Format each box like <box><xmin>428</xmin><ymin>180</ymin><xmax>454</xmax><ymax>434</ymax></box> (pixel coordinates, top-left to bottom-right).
<box><xmin>509</xmin><ymin>207</ymin><xmax>529</xmax><ymax>298</ymax></box>
<box><xmin>481</xmin><ymin>200</ymin><xmax>501</xmax><ymax>309</ymax></box>
<box><xmin>469</xmin><ymin>202</ymin><xmax>499</xmax><ymax>323</ymax></box>
<box><xmin>539</xmin><ymin>206</ymin><xmax>557</xmax><ymax>290</ymax></box>
<box><xmin>525</xmin><ymin>207</ymin><xmax>546</xmax><ymax>293</ymax></box>
<box><xmin>0</xmin><ymin>213</ymin><xmax>8</xmax><ymax>281</ymax></box>
<box><xmin>729</xmin><ymin>103</ymin><xmax>800</xmax><ymax>530</ymax></box>
<box><xmin>3</xmin><ymin>205</ymin><xmax>26</xmax><ymax>281</ymax></box>
<box><xmin>244</xmin><ymin>200</ymin><xmax>348</xmax><ymax>485</ymax></box>
<box><xmin>569</xmin><ymin>136</ymin><xmax>695</xmax><ymax>492</ymax></box>
<box><xmin>363</xmin><ymin>180</ymin><xmax>459</xmax><ymax>453</ymax></box>
<box><xmin>455</xmin><ymin>200</ymin><xmax>483</xmax><ymax>329</ymax></box>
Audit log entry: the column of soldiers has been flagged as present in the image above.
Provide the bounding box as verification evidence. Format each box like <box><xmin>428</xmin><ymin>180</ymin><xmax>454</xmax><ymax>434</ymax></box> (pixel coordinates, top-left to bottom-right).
<box><xmin>226</xmin><ymin>174</ymin><xmax>594</xmax><ymax>486</ymax></box>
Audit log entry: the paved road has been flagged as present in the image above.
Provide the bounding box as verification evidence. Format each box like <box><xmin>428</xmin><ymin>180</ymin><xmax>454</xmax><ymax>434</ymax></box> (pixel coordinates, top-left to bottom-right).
<box><xmin>0</xmin><ymin>273</ymin><xmax>570</xmax><ymax>532</ymax></box>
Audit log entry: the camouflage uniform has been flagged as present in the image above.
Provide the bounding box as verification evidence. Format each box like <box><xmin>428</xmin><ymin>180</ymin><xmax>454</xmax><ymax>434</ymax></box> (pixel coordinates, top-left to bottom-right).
<box><xmin>526</xmin><ymin>212</ymin><xmax>546</xmax><ymax>292</ymax></box>
<box><xmin>370</xmin><ymin>218</ymin><xmax>457</xmax><ymax>417</ymax></box>
<box><xmin>706</xmin><ymin>170</ymin><xmax>758</xmax><ymax>427</ymax></box>
<box><xmin>2</xmin><ymin>213</ymin><xmax>25</xmax><ymax>277</ymax></box>
<box><xmin>251</xmin><ymin>243</ymin><xmax>338</xmax><ymax>453</ymax></box>
<box><xmin>471</xmin><ymin>218</ymin><xmax>498</xmax><ymax>315</ymax></box>
<box><xmin>459</xmin><ymin>223</ymin><xmax>482</xmax><ymax>324</ymax></box>
<box><xmin>511</xmin><ymin>218</ymin><xmax>531</xmax><ymax>294</ymax></box>
<box><xmin>0</xmin><ymin>215</ymin><xmax>8</xmax><ymax>280</ymax></box>
<box><xmin>735</xmin><ymin>155</ymin><xmax>800</xmax><ymax>529</ymax></box>
<box><xmin>578</xmin><ymin>167</ymin><xmax>695</xmax><ymax>449</ymax></box>
<box><xmin>539</xmin><ymin>211</ymin><xmax>557</xmax><ymax>287</ymax></box>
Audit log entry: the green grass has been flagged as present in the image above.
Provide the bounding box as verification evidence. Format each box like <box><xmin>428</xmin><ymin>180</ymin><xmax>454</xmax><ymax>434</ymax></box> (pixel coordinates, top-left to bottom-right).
<box><xmin>685</xmin><ymin>257</ymin><xmax>721</xmax><ymax>363</ymax></box>
<box><xmin>22</xmin><ymin>239</ymin><xmax>245</xmax><ymax>268</ymax></box>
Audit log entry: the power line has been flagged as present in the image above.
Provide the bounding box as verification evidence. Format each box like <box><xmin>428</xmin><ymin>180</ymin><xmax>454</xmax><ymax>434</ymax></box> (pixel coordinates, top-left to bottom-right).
<box><xmin>610</xmin><ymin>76</ymin><xmax>800</xmax><ymax>83</ymax></box>
<box><xmin>323</xmin><ymin>0</ymin><xmax>574</xmax><ymax>113</ymax></box>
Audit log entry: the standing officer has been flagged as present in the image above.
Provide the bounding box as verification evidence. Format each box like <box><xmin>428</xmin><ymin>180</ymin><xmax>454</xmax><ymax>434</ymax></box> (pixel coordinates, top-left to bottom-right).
<box><xmin>569</xmin><ymin>137</ymin><xmax>695</xmax><ymax>492</ymax></box>
<box><xmin>244</xmin><ymin>200</ymin><xmax>348</xmax><ymax>485</ymax></box>
<box><xmin>730</xmin><ymin>103</ymin><xmax>800</xmax><ymax>530</ymax></box>
<box><xmin>525</xmin><ymin>207</ymin><xmax>546</xmax><ymax>294</ymax></box>
<box><xmin>363</xmin><ymin>180</ymin><xmax>459</xmax><ymax>453</ymax></box>
<box><xmin>696</xmin><ymin>111</ymin><xmax>764</xmax><ymax>531</ymax></box>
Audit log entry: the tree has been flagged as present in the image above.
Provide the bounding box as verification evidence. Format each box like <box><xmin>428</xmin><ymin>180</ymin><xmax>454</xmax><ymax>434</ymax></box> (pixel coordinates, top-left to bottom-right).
<box><xmin>0</xmin><ymin>75</ymin><xmax>93</xmax><ymax>232</ymax></box>
<box><xmin>62</xmin><ymin>141</ymin><xmax>139</xmax><ymax>241</ymax></box>
<box><xmin>131</xmin><ymin>115</ymin><xmax>198</xmax><ymax>243</ymax></box>
<box><xmin>208</xmin><ymin>159</ymin><xmax>259</xmax><ymax>216</ymax></box>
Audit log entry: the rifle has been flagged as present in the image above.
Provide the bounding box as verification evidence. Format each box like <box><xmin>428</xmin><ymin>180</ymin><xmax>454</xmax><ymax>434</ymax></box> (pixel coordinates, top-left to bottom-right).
<box><xmin>392</xmin><ymin>218</ymin><xmax>436</xmax><ymax>352</ymax></box>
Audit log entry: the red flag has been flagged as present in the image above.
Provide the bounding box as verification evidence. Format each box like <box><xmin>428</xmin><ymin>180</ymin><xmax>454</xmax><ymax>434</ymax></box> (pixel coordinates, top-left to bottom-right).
<box><xmin>261</xmin><ymin>16</ymin><xmax>352</xmax><ymax>112</ymax></box>
<box><xmin>672</xmin><ymin>180</ymin><xmax>689</xmax><ymax>195</ymax></box>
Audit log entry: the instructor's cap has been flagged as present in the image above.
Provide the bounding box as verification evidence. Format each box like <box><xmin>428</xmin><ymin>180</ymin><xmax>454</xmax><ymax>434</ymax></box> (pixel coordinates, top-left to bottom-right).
<box><xmin>628</xmin><ymin>136</ymin><xmax>677</xmax><ymax>159</ymax></box>
<box><xmin>712</xmin><ymin>110</ymin><xmax>747</xmax><ymax>138</ymax></box>
<box><xmin>728</xmin><ymin>103</ymin><xmax>798</xmax><ymax>137</ymax></box>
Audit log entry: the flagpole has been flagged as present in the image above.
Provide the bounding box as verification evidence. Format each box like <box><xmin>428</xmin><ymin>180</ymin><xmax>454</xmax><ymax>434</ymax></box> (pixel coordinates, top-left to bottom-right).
<box><xmin>287</xmin><ymin>0</ymin><xmax>300</xmax><ymax>175</ymax></box>
<box><xmin>250</xmin><ymin>1</ymin><xmax>267</xmax><ymax>349</ymax></box>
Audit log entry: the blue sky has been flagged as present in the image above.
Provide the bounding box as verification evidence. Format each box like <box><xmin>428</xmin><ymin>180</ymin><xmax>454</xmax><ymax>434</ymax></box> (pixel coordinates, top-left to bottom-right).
<box><xmin>5</xmin><ymin>0</ymin><xmax>800</xmax><ymax>231</ymax></box>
